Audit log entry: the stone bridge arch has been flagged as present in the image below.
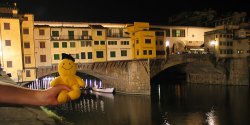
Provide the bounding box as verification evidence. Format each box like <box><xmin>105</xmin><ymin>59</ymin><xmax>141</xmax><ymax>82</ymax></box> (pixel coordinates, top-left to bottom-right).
<box><xmin>150</xmin><ymin>54</ymin><xmax>213</xmax><ymax>78</ymax></box>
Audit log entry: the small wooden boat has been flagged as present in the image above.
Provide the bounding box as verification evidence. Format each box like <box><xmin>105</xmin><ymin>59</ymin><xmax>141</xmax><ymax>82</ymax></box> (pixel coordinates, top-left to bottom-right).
<box><xmin>92</xmin><ymin>86</ymin><xmax>115</xmax><ymax>93</ymax></box>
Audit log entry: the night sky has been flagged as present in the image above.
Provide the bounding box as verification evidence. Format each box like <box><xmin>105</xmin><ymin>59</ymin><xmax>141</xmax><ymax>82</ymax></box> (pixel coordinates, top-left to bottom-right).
<box><xmin>1</xmin><ymin>0</ymin><xmax>250</xmax><ymax>25</ymax></box>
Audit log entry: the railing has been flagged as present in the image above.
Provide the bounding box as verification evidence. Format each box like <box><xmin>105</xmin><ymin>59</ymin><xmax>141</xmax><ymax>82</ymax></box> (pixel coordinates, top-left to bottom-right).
<box><xmin>51</xmin><ymin>35</ymin><xmax>92</xmax><ymax>40</ymax></box>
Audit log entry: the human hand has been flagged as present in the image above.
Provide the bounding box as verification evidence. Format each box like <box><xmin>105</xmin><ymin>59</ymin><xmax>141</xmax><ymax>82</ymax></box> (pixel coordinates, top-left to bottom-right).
<box><xmin>37</xmin><ymin>85</ymin><xmax>71</xmax><ymax>106</ymax></box>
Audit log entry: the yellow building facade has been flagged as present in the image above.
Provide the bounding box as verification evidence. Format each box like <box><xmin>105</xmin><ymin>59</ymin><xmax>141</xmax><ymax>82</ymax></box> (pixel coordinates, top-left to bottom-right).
<box><xmin>127</xmin><ymin>22</ymin><xmax>156</xmax><ymax>59</ymax></box>
<box><xmin>0</xmin><ymin>18</ymin><xmax>23</xmax><ymax>82</ymax></box>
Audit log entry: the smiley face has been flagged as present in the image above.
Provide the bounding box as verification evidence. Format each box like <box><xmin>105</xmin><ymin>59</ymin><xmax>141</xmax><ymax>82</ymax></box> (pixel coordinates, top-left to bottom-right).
<box><xmin>58</xmin><ymin>59</ymin><xmax>77</xmax><ymax>76</ymax></box>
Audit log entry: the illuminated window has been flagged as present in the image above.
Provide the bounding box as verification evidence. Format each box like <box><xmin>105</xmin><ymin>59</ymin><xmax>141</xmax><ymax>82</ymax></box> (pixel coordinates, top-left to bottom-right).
<box><xmin>4</xmin><ymin>23</ymin><xmax>10</xmax><ymax>30</ymax></box>
<box><xmin>40</xmin><ymin>55</ymin><xmax>46</xmax><ymax>62</ymax></box>
<box><xmin>172</xmin><ymin>29</ymin><xmax>185</xmax><ymax>37</ymax></box>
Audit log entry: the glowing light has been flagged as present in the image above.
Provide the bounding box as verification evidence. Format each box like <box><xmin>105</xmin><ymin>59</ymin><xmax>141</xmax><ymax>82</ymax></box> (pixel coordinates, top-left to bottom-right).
<box><xmin>166</xmin><ymin>41</ymin><xmax>170</xmax><ymax>47</ymax></box>
<box><xmin>210</xmin><ymin>40</ymin><xmax>216</xmax><ymax>46</ymax></box>
<box><xmin>206</xmin><ymin>108</ymin><xmax>217</xmax><ymax>125</ymax></box>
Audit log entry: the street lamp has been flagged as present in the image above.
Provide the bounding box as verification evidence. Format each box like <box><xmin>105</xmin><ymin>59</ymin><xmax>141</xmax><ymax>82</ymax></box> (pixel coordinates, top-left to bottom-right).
<box><xmin>210</xmin><ymin>40</ymin><xmax>216</xmax><ymax>54</ymax></box>
<box><xmin>166</xmin><ymin>40</ymin><xmax>170</xmax><ymax>59</ymax></box>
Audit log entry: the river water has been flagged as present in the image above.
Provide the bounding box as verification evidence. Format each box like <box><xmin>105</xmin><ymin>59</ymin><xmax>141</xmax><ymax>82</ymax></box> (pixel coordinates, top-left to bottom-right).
<box><xmin>47</xmin><ymin>83</ymin><xmax>250</xmax><ymax>125</ymax></box>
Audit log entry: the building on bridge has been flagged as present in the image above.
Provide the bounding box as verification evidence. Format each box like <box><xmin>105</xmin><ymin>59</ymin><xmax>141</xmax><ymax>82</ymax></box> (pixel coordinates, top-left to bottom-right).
<box><xmin>204</xmin><ymin>12</ymin><xmax>250</xmax><ymax>58</ymax></box>
<box><xmin>0</xmin><ymin>3</ymin><xmax>217</xmax><ymax>83</ymax></box>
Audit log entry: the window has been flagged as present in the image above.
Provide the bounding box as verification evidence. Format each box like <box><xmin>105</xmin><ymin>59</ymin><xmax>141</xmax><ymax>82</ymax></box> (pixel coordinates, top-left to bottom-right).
<box><xmin>88</xmin><ymin>52</ymin><xmax>92</xmax><ymax>59</ymax></box>
<box><xmin>100</xmin><ymin>41</ymin><xmax>105</xmax><ymax>45</ymax></box>
<box><xmin>108</xmin><ymin>41</ymin><xmax>117</xmax><ymax>45</ymax></box>
<box><xmin>145</xmin><ymin>39</ymin><xmax>151</xmax><ymax>44</ymax></box>
<box><xmin>155</xmin><ymin>31</ymin><xmax>164</xmax><ymax>36</ymax></box>
<box><xmin>53</xmin><ymin>42</ymin><xmax>59</xmax><ymax>48</ymax></box>
<box><xmin>121</xmin><ymin>50</ymin><xmax>127</xmax><ymax>56</ymax></box>
<box><xmin>143</xmin><ymin>50</ymin><xmax>147</xmax><ymax>55</ymax></box>
<box><xmin>136</xmin><ymin>40</ymin><xmax>139</xmax><ymax>44</ymax></box>
<box><xmin>160</xmin><ymin>41</ymin><xmax>163</xmax><ymax>45</ymax></box>
<box><xmin>86</xmin><ymin>41</ymin><xmax>92</xmax><ymax>47</ymax></box>
<box><xmin>54</xmin><ymin>54</ymin><xmax>60</xmax><ymax>60</ymax></box>
<box><xmin>81</xmin><ymin>52</ymin><xmax>86</xmax><ymax>59</ymax></box>
<box><xmin>25</xmin><ymin>56</ymin><xmax>31</xmax><ymax>64</ymax></box>
<box><xmin>68</xmin><ymin>31</ymin><xmax>74</xmax><ymax>40</ymax></box>
<box><xmin>23</xmin><ymin>17</ymin><xmax>28</xmax><ymax>21</ymax></box>
<box><xmin>121</xmin><ymin>41</ymin><xmax>129</xmax><ymax>45</ymax></box>
<box><xmin>165</xmin><ymin>29</ymin><xmax>170</xmax><ymax>37</ymax></box>
<box><xmin>110</xmin><ymin>51</ymin><xmax>116</xmax><ymax>57</ymax></box>
<box><xmin>4</xmin><ymin>23</ymin><xmax>10</xmax><ymax>30</ymax></box>
<box><xmin>137</xmin><ymin>50</ymin><xmax>139</xmax><ymax>55</ymax></box>
<box><xmin>40</xmin><ymin>55</ymin><xmax>46</xmax><ymax>62</ymax></box>
<box><xmin>26</xmin><ymin>70</ymin><xmax>31</xmax><ymax>77</ymax></box>
<box><xmin>97</xmin><ymin>31</ymin><xmax>102</xmax><ymax>36</ymax></box>
<box><xmin>81</xmin><ymin>41</ymin><xmax>86</xmax><ymax>47</ymax></box>
<box><xmin>23</xmin><ymin>28</ymin><xmax>29</xmax><ymax>34</ymax></box>
<box><xmin>24</xmin><ymin>42</ymin><xmax>30</xmax><ymax>48</ymax></box>
<box><xmin>39</xmin><ymin>29</ymin><xmax>45</xmax><ymax>35</ymax></box>
<box><xmin>96</xmin><ymin>51</ymin><xmax>104</xmax><ymax>58</ymax></box>
<box><xmin>5</xmin><ymin>40</ymin><xmax>11</xmax><ymax>46</ymax></box>
<box><xmin>148</xmin><ymin>50</ymin><xmax>152</xmax><ymax>55</ymax></box>
<box><xmin>52</xmin><ymin>31</ymin><xmax>59</xmax><ymax>37</ymax></box>
<box><xmin>70</xmin><ymin>42</ymin><xmax>76</xmax><ymax>48</ymax></box>
<box><xmin>82</xmin><ymin>31</ymin><xmax>88</xmax><ymax>36</ymax></box>
<box><xmin>172</xmin><ymin>29</ymin><xmax>185</xmax><ymax>37</ymax></box>
<box><xmin>7</xmin><ymin>61</ymin><xmax>12</xmax><ymax>68</ymax></box>
<box><xmin>76</xmin><ymin>54</ymin><xmax>79</xmax><ymax>59</ymax></box>
<box><xmin>62</xmin><ymin>42</ymin><xmax>67</xmax><ymax>48</ymax></box>
<box><xmin>40</xmin><ymin>42</ymin><xmax>45</xmax><ymax>48</ymax></box>
<box><xmin>94</xmin><ymin>41</ymin><xmax>99</xmax><ymax>45</ymax></box>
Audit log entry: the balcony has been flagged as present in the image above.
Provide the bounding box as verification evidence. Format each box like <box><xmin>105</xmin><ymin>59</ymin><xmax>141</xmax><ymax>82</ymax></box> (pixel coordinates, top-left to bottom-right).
<box><xmin>106</xmin><ymin>33</ymin><xmax>129</xmax><ymax>38</ymax></box>
<box><xmin>51</xmin><ymin>35</ymin><xmax>92</xmax><ymax>40</ymax></box>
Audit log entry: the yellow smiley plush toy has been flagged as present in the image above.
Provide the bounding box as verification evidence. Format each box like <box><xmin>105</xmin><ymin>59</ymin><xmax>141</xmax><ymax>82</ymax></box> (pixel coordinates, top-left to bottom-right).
<box><xmin>50</xmin><ymin>53</ymin><xmax>85</xmax><ymax>103</ymax></box>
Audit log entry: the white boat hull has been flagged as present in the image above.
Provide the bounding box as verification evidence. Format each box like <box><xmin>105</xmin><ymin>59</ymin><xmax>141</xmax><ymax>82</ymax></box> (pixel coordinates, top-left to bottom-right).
<box><xmin>92</xmin><ymin>87</ymin><xmax>114</xmax><ymax>93</ymax></box>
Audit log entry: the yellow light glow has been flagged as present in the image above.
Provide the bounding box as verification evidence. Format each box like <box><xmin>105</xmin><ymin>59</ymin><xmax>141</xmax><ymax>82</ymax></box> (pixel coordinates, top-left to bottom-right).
<box><xmin>166</xmin><ymin>41</ymin><xmax>170</xmax><ymax>47</ymax></box>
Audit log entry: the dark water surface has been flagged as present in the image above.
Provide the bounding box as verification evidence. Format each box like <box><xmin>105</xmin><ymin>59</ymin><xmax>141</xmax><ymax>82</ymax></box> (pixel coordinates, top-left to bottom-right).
<box><xmin>48</xmin><ymin>84</ymin><xmax>250</xmax><ymax>125</ymax></box>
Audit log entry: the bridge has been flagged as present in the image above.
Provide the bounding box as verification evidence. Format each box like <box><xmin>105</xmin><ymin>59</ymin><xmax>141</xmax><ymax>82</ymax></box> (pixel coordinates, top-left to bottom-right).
<box><xmin>36</xmin><ymin>54</ymin><xmax>214</xmax><ymax>95</ymax></box>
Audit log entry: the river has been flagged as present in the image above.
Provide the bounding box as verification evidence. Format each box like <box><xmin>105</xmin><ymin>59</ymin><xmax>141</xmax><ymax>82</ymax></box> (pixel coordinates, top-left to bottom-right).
<box><xmin>47</xmin><ymin>83</ymin><xmax>250</xmax><ymax>125</ymax></box>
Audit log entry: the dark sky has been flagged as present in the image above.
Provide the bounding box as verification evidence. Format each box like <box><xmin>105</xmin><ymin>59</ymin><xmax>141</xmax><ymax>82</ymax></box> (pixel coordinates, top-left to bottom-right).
<box><xmin>1</xmin><ymin>0</ymin><xmax>250</xmax><ymax>25</ymax></box>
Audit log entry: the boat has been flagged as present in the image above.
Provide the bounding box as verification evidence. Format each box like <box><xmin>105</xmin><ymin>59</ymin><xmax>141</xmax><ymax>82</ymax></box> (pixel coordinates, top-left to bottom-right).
<box><xmin>92</xmin><ymin>86</ymin><xmax>115</xmax><ymax>93</ymax></box>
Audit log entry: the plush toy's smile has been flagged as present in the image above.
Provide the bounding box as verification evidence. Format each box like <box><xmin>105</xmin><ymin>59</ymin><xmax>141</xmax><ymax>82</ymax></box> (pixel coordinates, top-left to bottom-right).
<box><xmin>62</xmin><ymin>66</ymin><xmax>73</xmax><ymax>70</ymax></box>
